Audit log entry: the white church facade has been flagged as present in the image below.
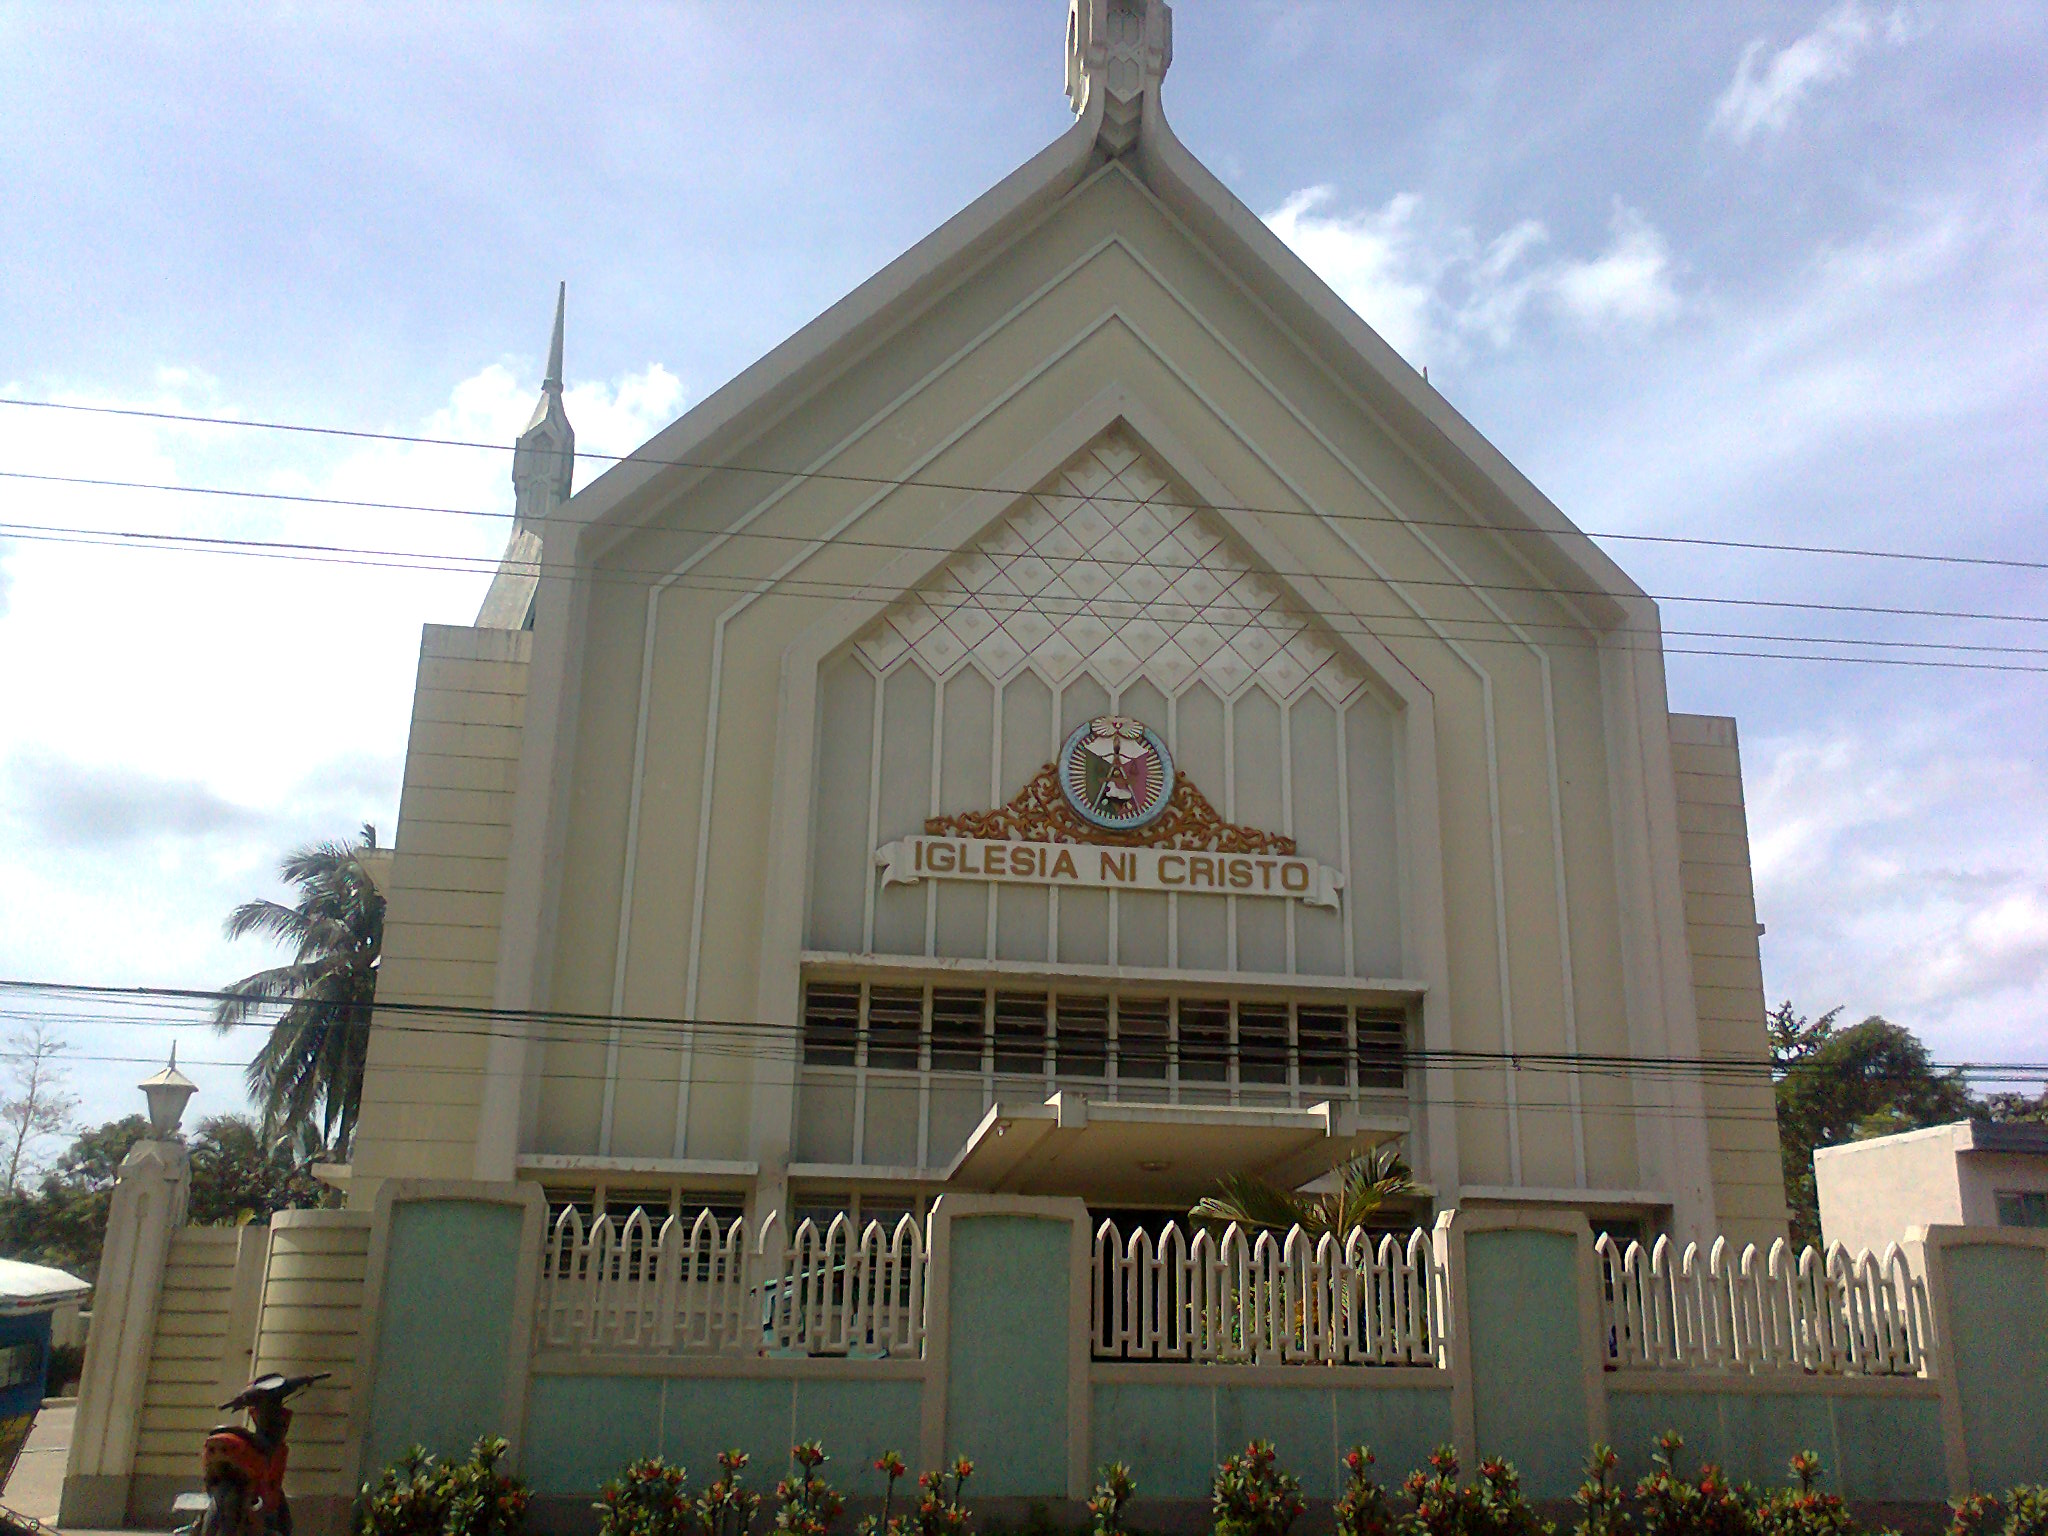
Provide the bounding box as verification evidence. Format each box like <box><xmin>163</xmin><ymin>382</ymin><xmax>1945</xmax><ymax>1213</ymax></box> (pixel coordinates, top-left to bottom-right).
<box><xmin>345</xmin><ymin>0</ymin><xmax>1788</xmax><ymax>1251</ymax></box>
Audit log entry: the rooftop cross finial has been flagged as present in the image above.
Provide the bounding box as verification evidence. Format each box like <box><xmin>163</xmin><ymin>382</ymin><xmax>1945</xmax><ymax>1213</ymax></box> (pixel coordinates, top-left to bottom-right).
<box><xmin>544</xmin><ymin>280</ymin><xmax>565</xmax><ymax>393</ymax></box>
<box><xmin>1065</xmin><ymin>0</ymin><xmax>1173</xmax><ymax>122</ymax></box>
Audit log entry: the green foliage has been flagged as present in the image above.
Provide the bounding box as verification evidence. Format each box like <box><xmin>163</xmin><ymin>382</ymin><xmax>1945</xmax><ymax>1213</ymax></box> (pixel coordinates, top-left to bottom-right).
<box><xmin>1334</xmin><ymin>1447</ymin><xmax>1395</xmax><ymax>1536</ymax></box>
<box><xmin>775</xmin><ymin>1443</ymin><xmax>845</xmax><ymax>1536</ymax></box>
<box><xmin>595</xmin><ymin>1458</ymin><xmax>692</xmax><ymax>1536</ymax></box>
<box><xmin>700</xmin><ymin>1450</ymin><xmax>760</xmax><ymax>1536</ymax></box>
<box><xmin>1770</xmin><ymin>1004</ymin><xmax>1974</xmax><ymax>1245</ymax></box>
<box><xmin>187</xmin><ymin>1113</ymin><xmax>336</xmax><ymax>1224</ymax></box>
<box><xmin>1087</xmin><ymin>1462</ymin><xmax>1136</xmax><ymax>1536</ymax></box>
<box><xmin>214</xmin><ymin>824</ymin><xmax>385</xmax><ymax>1156</ymax></box>
<box><xmin>1998</xmin><ymin>1489</ymin><xmax>2048</xmax><ymax>1536</ymax></box>
<box><xmin>1574</xmin><ymin>1446</ymin><xmax>1627</xmax><ymax>1536</ymax></box>
<box><xmin>1753</xmin><ymin>1452</ymin><xmax>1854</xmax><ymax>1536</ymax></box>
<box><xmin>1948</xmin><ymin>1488</ymin><xmax>2048</xmax><ymax>1536</ymax></box>
<box><xmin>858</xmin><ymin>1452</ymin><xmax>909</xmax><ymax>1536</ymax></box>
<box><xmin>356</xmin><ymin>1438</ymin><xmax>528</xmax><ymax>1536</ymax></box>
<box><xmin>1213</xmin><ymin>1440</ymin><xmax>1306</xmax><ymax>1536</ymax></box>
<box><xmin>0</xmin><ymin>1112</ymin><xmax>332</xmax><ymax>1279</ymax></box>
<box><xmin>1191</xmin><ymin>1147</ymin><xmax>1415</xmax><ymax>1239</ymax></box>
<box><xmin>1402</xmin><ymin>1447</ymin><xmax>1552</xmax><ymax>1536</ymax></box>
<box><xmin>1632</xmin><ymin>1433</ymin><xmax>1750</xmax><ymax>1536</ymax></box>
<box><xmin>909</xmin><ymin>1459</ymin><xmax>976</xmax><ymax>1536</ymax></box>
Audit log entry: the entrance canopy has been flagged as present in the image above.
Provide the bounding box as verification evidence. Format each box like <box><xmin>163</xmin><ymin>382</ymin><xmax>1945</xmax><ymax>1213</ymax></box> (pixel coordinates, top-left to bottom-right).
<box><xmin>942</xmin><ymin>1093</ymin><xmax>1407</xmax><ymax>1205</ymax></box>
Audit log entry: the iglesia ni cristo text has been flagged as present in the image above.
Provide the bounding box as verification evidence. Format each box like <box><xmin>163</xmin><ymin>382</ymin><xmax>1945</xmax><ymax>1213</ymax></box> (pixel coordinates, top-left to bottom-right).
<box><xmin>344</xmin><ymin>0</ymin><xmax>1789</xmax><ymax>1252</ymax></box>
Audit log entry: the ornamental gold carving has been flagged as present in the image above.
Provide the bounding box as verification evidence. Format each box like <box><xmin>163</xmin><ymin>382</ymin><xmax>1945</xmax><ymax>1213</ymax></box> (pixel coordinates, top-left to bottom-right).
<box><xmin>924</xmin><ymin>762</ymin><xmax>1296</xmax><ymax>856</ymax></box>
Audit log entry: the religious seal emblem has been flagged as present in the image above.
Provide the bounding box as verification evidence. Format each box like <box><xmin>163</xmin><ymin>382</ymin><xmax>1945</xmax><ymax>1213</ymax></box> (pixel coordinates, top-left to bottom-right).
<box><xmin>1059</xmin><ymin>715</ymin><xmax>1175</xmax><ymax>832</ymax></box>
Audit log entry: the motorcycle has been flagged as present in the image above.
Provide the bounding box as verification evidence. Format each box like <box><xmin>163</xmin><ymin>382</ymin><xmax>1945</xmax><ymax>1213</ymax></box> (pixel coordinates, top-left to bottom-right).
<box><xmin>178</xmin><ymin>1372</ymin><xmax>330</xmax><ymax>1536</ymax></box>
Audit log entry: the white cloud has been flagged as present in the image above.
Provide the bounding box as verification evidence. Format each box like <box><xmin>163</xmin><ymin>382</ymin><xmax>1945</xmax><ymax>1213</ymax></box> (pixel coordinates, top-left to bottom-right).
<box><xmin>1710</xmin><ymin>1</ymin><xmax>1913</xmax><ymax>144</ymax></box>
<box><xmin>0</xmin><ymin>359</ymin><xmax>682</xmax><ymax>1124</ymax></box>
<box><xmin>1266</xmin><ymin>190</ymin><xmax>1680</xmax><ymax>364</ymax></box>
<box><xmin>1750</xmin><ymin>716</ymin><xmax>2048</xmax><ymax>1071</ymax></box>
<box><xmin>1266</xmin><ymin>187</ymin><xmax>1439</xmax><ymax>360</ymax></box>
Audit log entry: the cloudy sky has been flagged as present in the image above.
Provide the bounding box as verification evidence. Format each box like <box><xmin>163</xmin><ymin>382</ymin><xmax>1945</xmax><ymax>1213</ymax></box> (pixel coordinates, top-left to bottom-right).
<box><xmin>1</xmin><ymin>2</ymin><xmax>2043</xmax><ymax>1140</ymax></box>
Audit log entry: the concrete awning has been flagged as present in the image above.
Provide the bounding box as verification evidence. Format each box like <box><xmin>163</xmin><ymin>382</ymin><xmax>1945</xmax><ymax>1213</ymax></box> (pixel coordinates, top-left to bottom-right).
<box><xmin>942</xmin><ymin>1093</ymin><xmax>1407</xmax><ymax>1205</ymax></box>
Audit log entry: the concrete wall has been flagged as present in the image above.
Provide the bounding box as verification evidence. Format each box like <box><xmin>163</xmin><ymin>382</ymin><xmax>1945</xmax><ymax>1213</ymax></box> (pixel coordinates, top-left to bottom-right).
<box><xmin>131</xmin><ymin>1229</ymin><xmax>241</xmax><ymax>1485</ymax></box>
<box><xmin>64</xmin><ymin>1157</ymin><xmax>2048</xmax><ymax>1532</ymax></box>
<box><xmin>1669</xmin><ymin>714</ymin><xmax>1789</xmax><ymax>1247</ymax></box>
<box><xmin>251</xmin><ymin>1213</ymin><xmax>375</xmax><ymax>1503</ymax></box>
<box><xmin>351</xmin><ymin>625</ymin><xmax>531</xmax><ymax>1197</ymax></box>
<box><xmin>1819</xmin><ymin>1122</ymin><xmax>2048</xmax><ymax>1258</ymax></box>
<box><xmin>1818</xmin><ymin>1125</ymin><xmax>1969</xmax><ymax>1257</ymax></box>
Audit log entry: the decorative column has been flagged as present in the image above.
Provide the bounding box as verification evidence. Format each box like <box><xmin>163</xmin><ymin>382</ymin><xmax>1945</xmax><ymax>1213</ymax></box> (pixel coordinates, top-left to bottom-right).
<box><xmin>60</xmin><ymin>1053</ymin><xmax>197</xmax><ymax>1528</ymax></box>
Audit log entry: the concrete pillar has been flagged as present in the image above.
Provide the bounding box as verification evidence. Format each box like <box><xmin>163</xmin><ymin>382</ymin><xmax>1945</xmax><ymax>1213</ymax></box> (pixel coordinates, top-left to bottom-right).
<box><xmin>357</xmin><ymin>1181</ymin><xmax>547</xmax><ymax>1481</ymax></box>
<box><xmin>1436</xmin><ymin>1207</ymin><xmax>1609</xmax><ymax>1500</ymax></box>
<box><xmin>60</xmin><ymin>1136</ymin><xmax>191</xmax><ymax>1528</ymax></box>
<box><xmin>920</xmin><ymin>1194</ymin><xmax>1092</xmax><ymax>1500</ymax></box>
<box><xmin>1916</xmin><ymin>1224</ymin><xmax>2048</xmax><ymax>1497</ymax></box>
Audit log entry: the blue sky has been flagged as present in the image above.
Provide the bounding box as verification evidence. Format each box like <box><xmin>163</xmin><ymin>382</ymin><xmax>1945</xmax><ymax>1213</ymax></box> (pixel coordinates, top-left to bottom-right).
<box><xmin>1</xmin><ymin>2</ymin><xmax>2043</xmax><ymax>1144</ymax></box>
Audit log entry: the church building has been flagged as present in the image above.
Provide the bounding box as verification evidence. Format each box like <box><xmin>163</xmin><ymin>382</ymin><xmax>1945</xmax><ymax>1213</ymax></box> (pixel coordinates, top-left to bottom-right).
<box><xmin>345</xmin><ymin>0</ymin><xmax>1788</xmax><ymax>1251</ymax></box>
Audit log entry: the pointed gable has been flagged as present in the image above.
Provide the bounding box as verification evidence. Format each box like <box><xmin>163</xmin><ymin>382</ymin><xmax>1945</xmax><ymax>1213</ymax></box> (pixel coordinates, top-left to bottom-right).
<box><xmin>853</xmin><ymin>425</ymin><xmax>1365</xmax><ymax>707</ymax></box>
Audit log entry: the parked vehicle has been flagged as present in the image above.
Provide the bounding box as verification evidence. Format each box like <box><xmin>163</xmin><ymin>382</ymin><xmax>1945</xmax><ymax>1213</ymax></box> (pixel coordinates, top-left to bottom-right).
<box><xmin>178</xmin><ymin>1373</ymin><xmax>329</xmax><ymax>1536</ymax></box>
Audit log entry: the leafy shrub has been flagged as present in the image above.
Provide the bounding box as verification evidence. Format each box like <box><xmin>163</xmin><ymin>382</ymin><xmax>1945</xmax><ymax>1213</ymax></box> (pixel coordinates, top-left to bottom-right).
<box><xmin>1402</xmin><ymin>1446</ymin><xmax>1551</xmax><ymax>1536</ymax></box>
<box><xmin>911</xmin><ymin>1458</ymin><xmax>976</xmax><ymax>1536</ymax></box>
<box><xmin>1574</xmin><ymin>1446</ymin><xmax>1626</xmax><ymax>1536</ymax></box>
<box><xmin>1951</xmin><ymin>1495</ymin><xmax>2001</xmax><ymax>1536</ymax></box>
<box><xmin>776</xmin><ymin>1442</ymin><xmax>845</xmax><ymax>1536</ymax></box>
<box><xmin>595</xmin><ymin>1458</ymin><xmax>693</xmax><ymax>1536</ymax></box>
<box><xmin>1214</xmin><ymin>1441</ymin><xmax>1306</xmax><ymax>1536</ymax></box>
<box><xmin>701</xmin><ymin>1450</ymin><xmax>760</xmax><ymax>1536</ymax></box>
<box><xmin>1753</xmin><ymin>1452</ymin><xmax>1853</xmax><ymax>1536</ymax></box>
<box><xmin>357</xmin><ymin>1437</ymin><xmax>528</xmax><ymax>1536</ymax></box>
<box><xmin>1633</xmin><ymin>1433</ymin><xmax>1751</xmax><ymax>1536</ymax></box>
<box><xmin>1088</xmin><ymin>1463</ymin><xmax>1136</xmax><ymax>1536</ymax></box>
<box><xmin>2006</xmin><ymin>1488</ymin><xmax>2048</xmax><ymax>1536</ymax></box>
<box><xmin>1334</xmin><ymin>1447</ymin><xmax>1395</xmax><ymax>1536</ymax></box>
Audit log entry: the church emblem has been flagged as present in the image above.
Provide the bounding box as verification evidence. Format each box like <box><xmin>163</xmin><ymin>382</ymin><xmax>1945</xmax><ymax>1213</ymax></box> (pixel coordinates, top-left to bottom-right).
<box><xmin>1059</xmin><ymin>716</ymin><xmax>1174</xmax><ymax>832</ymax></box>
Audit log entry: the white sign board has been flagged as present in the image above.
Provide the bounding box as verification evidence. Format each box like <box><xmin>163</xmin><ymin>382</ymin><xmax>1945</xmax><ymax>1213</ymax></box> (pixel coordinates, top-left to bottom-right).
<box><xmin>874</xmin><ymin>836</ymin><xmax>1344</xmax><ymax>909</ymax></box>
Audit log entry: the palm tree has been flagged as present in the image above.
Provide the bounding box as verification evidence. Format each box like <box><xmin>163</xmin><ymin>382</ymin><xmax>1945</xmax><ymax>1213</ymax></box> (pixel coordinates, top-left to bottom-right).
<box><xmin>212</xmin><ymin>824</ymin><xmax>384</xmax><ymax>1158</ymax></box>
<box><xmin>1189</xmin><ymin>1145</ymin><xmax>1416</xmax><ymax>1240</ymax></box>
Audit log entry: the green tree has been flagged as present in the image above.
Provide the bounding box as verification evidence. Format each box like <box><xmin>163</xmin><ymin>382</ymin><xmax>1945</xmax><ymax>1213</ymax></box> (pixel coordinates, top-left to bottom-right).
<box><xmin>1771</xmin><ymin>1002</ymin><xmax>1974</xmax><ymax>1245</ymax></box>
<box><xmin>0</xmin><ymin>1114</ymin><xmax>335</xmax><ymax>1278</ymax></box>
<box><xmin>1190</xmin><ymin>1146</ymin><xmax>1416</xmax><ymax>1240</ymax></box>
<box><xmin>187</xmin><ymin>1113</ymin><xmax>333</xmax><ymax>1225</ymax></box>
<box><xmin>0</xmin><ymin>1115</ymin><xmax>149</xmax><ymax>1278</ymax></box>
<box><xmin>212</xmin><ymin>824</ymin><xmax>384</xmax><ymax>1156</ymax></box>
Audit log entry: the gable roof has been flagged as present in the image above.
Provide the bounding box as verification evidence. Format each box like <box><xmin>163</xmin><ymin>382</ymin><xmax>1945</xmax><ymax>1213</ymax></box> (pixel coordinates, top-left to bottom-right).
<box><xmin>566</xmin><ymin>9</ymin><xmax>1646</xmax><ymax>627</ymax></box>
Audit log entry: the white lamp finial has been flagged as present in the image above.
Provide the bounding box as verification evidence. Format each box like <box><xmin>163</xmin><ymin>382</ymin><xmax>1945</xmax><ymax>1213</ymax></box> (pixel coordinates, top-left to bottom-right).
<box><xmin>139</xmin><ymin>1047</ymin><xmax>198</xmax><ymax>1138</ymax></box>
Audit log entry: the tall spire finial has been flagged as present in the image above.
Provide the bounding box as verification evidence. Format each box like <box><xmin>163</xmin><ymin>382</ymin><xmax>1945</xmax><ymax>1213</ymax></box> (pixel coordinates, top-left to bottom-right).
<box><xmin>545</xmin><ymin>281</ymin><xmax>565</xmax><ymax>393</ymax></box>
<box><xmin>1065</xmin><ymin>0</ymin><xmax>1173</xmax><ymax>124</ymax></box>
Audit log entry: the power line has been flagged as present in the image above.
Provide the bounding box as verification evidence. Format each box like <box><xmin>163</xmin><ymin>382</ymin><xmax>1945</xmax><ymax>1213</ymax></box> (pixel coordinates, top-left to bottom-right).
<box><xmin>7</xmin><ymin>472</ymin><xmax>2048</xmax><ymax>657</ymax></box>
<box><xmin>3</xmin><ymin>395</ymin><xmax>2043</xmax><ymax>576</ymax></box>
<box><xmin>4</xmin><ymin>522</ymin><xmax>2047</xmax><ymax>676</ymax></box>
<box><xmin>7</xmin><ymin>979</ymin><xmax>2042</xmax><ymax>1084</ymax></box>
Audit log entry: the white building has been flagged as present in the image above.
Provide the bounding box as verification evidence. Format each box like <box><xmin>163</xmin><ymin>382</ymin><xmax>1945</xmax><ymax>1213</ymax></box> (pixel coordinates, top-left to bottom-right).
<box><xmin>1816</xmin><ymin>1119</ymin><xmax>2048</xmax><ymax>1256</ymax></box>
<box><xmin>341</xmin><ymin>0</ymin><xmax>1789</xmax><ymax>1250</ymax></box>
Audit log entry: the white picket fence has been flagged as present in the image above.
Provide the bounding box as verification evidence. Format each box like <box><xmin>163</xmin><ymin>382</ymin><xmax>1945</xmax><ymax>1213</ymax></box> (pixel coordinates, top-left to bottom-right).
<box><xmin>536</xmin><ymin>1207</ymin><xmax>927</xmax><ymax>1358</ymax></box>
<box><xmin>1595</xmin><ymin>1234</ymin><xmax>1931</xmax><ymax>1376</ymax></box>
<box><xmin>1092</xmin><ymin>1221</ymin><xmax>1444</xmax><ymax>1366</ymax></box>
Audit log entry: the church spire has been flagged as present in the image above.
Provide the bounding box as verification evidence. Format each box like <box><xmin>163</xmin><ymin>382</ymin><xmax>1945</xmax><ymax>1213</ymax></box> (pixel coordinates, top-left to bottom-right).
<box><xmin>478</xmin><ymin>285</ymin><xmax>573</xmax><ymax>629</ymax></box>
<box><xmin>544</xmin><ymin>279</ymin><xmax>565</xmax><ymax>392</ymax></box>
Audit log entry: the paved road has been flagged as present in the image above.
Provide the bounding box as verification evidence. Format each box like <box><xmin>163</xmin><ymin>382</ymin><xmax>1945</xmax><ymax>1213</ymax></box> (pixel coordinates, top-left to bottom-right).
<box><xmin>5</xmin><ymin>1401</ymin><xmax>72</xmax><ymax>1524</ymax></box>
